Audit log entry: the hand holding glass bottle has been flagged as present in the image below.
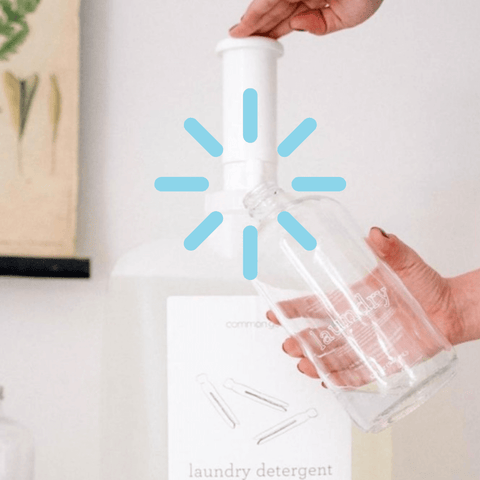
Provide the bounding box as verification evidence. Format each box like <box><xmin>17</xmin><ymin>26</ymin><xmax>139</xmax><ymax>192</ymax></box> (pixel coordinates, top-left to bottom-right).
<box><xmin>267</xmin><ymin>227</ymin><xmax>480</xmax><ymax>382</ymax></box>
<box><xmin>245</xmin><ymin>183</ymin><xmax>459</xmax><ymax>432</ymax></box>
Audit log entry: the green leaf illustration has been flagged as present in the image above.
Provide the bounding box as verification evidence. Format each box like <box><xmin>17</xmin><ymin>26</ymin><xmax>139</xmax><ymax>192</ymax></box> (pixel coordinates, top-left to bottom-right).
<box><xmin>0</xmin><ymin>18</ymin><xmax>14</xmax><ymax>36</ymax></box>
<box><xmin>19</xmin><ymin>73</ymin><xmax>39</xmax><ymax>138</ymax></box>
<box><xmin>3</xmin><ymin>71</ymin><xmax>20</xmax><ymax>132</ymax></box>
<box><xmin>49</xmin><ymin>74</ymin><xmax>61</xmax><ymax>174</ymax></box>
<box><xmin>0</xmin><ymin>21</ymin><xmax>29</xmax><ymax>61</ymax></box>
<box><xmin>49</xmin><ymin>74</ymin><xmax>61</xmax><ymax>143</ymax></box>
<box><xmin>3</xmin><ymin>71</ymin><xmax>40</xmax><ymax>175</ymax></box>
<box><xmin>17</xmin><ymin>0</ymin><xmax>41</xmax><ymax>15</ymax></box>
<box><xmin>0</xmin><ymin>0</ymin><xmax>41</xmax><ymax>61</ymax></box>
<box><xmin>0</xmin><ymin>0</ymin><xmax>22</xmax><ymax>22</ymax></box>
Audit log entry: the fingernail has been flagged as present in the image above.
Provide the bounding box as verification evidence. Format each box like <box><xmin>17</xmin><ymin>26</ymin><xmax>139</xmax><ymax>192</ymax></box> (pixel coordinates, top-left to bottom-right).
<box><xmin>282</xmin><ymin>342</ymin><xmax>287</xmax><ymax>353</ymax></box>
<box><xmin>229</xmin><ymin>24</ymin><xmax>239</xmax><ymax>32</ymax></box>
<box><xmin>266</xmin><ymin>310</ymin><xmax>274</xmax><ymax>321</ymax></box>
<box><xmin>297</xmin><ymin>363</ymin><xmax>304</xmax><ymax>374</ymax></box>
<box><xmin>373</xmin><ymin>226</ymin><xmax>389</xmax><ymax>238</ymax></box>
<box><xmin>294</xmin><ymin>29</ymin><xmax>306</xmax><ymax>32</ymax></box>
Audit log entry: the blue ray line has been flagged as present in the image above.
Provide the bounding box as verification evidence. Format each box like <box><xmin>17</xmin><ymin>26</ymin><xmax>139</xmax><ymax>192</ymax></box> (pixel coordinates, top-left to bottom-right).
<box><xmin>184</xmin><ymin>212</ymin><xmax>224</xmax><ymax>251</ymax></box>
<box><xmin>154</xmin><ymin>177</ymin><xmax>209</xmax><ymax>192</ymax></box>
<box><xmin>277</xmin><ymin>118</ymin><xmax>317</xmax><ymax>157</ymax></box>
<box><xmin>243</xmin><ymin>226</ymin><xmax>258</xmax><ymax>280</ymax></box>
<box><xmin>184</xmin><ymin>118</ymin><xmax>223</xmax><ymax>157</ymax></box>
<box><xmin>243</xmin><ymin>88</ymin><xmax>258</xmax><ymax>143</ymax></box>
<box><xmin>292</xmin><ymin>177</ymin><xmax>346</xmax><ymax>192</ymax></box>
<box><xmin>277</xmin><ymin>212</ymin><xmax>317</xmax><ymax>251</ymax></box>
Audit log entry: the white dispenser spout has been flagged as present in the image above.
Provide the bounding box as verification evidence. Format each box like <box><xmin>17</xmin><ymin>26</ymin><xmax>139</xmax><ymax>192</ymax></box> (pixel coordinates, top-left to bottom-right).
<box><xmin>215</xmin><ymin>37</ymin><xmax>284</xmax><ymax>192</ymax></box>
<box><xmin>205</xmin><ymin>37</ymin><xmax>284</xmax><ymax>258</ymax></box>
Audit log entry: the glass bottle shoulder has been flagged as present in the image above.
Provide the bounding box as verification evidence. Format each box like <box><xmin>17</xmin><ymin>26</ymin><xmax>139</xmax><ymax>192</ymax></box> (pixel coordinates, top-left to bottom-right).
<box><xmin>256</xmin><ymin>194</ymin><xmax>351</xmax><ymax>232</ymax></box>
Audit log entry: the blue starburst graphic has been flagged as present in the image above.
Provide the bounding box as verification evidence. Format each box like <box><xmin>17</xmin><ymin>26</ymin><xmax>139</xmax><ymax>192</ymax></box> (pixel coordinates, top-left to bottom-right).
<box><xmin>155</xmin><ymin>89</ymin><xmax>346</xmax><ymax>279</ymax></box>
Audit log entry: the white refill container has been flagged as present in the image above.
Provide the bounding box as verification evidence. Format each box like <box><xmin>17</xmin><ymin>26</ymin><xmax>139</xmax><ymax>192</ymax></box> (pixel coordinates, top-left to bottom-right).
<box><xmin>101</xmin><ymin>38</ymin><xmax>278</xmax><ymax>479</ymax></box>
<box><xmin>101</xmin><ymin>37</ymin><xmax>391</xmax><ymax>480</ymax></box>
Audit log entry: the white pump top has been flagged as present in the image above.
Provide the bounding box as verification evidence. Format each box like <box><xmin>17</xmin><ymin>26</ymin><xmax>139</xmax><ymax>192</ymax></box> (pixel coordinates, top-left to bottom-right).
<box><xmin>205</xmin><ymin>37</ymin><xmax>284</xmax><ymax>214</ymax></box>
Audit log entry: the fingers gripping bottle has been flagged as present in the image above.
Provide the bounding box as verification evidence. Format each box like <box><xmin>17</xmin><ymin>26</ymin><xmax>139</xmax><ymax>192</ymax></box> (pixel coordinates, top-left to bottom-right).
<box><xmin>244</xmin><ymin>183</ymin><xmax>457</xmax><ymax>433</ymax></box>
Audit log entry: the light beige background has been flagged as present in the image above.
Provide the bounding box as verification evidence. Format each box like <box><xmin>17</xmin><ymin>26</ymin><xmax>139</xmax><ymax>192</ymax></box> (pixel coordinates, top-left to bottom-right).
<box><xmin>0</xmin><ymin>0</ymin><xmax>478</xmax><ymax>479</ymax></box>
<box><xmin>0</xmin><ymin>0</ymin><xmax>79</xmax><ymax>256</ymax></box>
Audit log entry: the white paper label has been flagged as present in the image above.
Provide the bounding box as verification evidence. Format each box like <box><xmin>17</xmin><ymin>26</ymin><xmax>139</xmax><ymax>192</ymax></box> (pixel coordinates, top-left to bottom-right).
<box><xmin>167</xmin><ymin>296</ymin><xmax>352</xmax><ymax>480</ymax></box>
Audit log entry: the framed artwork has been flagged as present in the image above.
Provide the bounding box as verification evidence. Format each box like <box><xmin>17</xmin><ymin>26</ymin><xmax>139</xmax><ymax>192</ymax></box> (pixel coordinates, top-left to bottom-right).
<box><xmin>0</xmin><ymin>0</ymin><xmax>81</xmax><ymax>263</ymax></box>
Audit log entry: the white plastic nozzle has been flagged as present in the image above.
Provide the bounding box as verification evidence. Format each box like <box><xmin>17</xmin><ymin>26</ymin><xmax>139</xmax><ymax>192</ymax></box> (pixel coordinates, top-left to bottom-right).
<box><xmin>216</xmin><ymin>37</ymin><xmax>283</xmax><ymax>191</ymax></box>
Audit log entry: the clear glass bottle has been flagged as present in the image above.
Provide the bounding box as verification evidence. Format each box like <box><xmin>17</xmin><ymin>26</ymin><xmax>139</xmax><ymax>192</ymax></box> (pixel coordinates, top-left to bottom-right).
<box><xmin>0</xmin><ymin>387</ymin><xmax>34</xmax><ymax>480</ymax></box>
<box><xmin>244</xmin><ymin>183</ymin><xmax>458</xmax><ymax>433</ymax></box>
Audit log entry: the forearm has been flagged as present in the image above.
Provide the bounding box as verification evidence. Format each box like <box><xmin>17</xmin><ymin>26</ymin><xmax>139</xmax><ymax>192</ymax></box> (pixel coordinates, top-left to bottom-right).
<box><xmin>449</xmin><ymin>269</ymin><xmax>480</xmax><ymax>344</ymax></box>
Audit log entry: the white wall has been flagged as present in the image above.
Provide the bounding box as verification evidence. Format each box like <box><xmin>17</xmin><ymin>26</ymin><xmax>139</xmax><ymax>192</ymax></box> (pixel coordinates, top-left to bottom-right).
<box><xmin>0</xmin><ymin>0</ymin><xmax>479</xmax><ymax>479</ymax></box>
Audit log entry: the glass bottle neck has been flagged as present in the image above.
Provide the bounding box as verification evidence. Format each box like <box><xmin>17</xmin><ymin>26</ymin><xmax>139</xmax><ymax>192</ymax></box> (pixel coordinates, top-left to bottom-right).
<box><xmin>243</xmin><ymin>183</ymin><xmax>292</xmax><ymax>220</ymax></box>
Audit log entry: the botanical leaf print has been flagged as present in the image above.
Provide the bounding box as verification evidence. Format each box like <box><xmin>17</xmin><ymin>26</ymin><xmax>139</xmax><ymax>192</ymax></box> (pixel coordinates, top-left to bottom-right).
<box><xmin>3</xmin><ymin>71</ymin><xmax>39</xmax><ymax>174</ymax></box>
<box><xmin>0</xmin><ymin>0</ymin><xmax>41</xmax><ymax>61</ymax></box>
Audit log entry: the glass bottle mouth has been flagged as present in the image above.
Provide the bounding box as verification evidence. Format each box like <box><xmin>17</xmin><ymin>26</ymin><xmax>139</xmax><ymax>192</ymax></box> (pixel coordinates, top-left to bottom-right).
<box><xmin>243</xmin><ymin>182</ymin><xmax>290</xmax><ymax>220</ymax></box>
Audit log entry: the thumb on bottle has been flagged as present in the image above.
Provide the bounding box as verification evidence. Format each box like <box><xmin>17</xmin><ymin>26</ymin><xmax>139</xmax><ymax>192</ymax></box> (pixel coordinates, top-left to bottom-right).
<box><xmin>367</xmin><ymin>227</ymin><xmax>424</xmax><ymax>275</ymax></box>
